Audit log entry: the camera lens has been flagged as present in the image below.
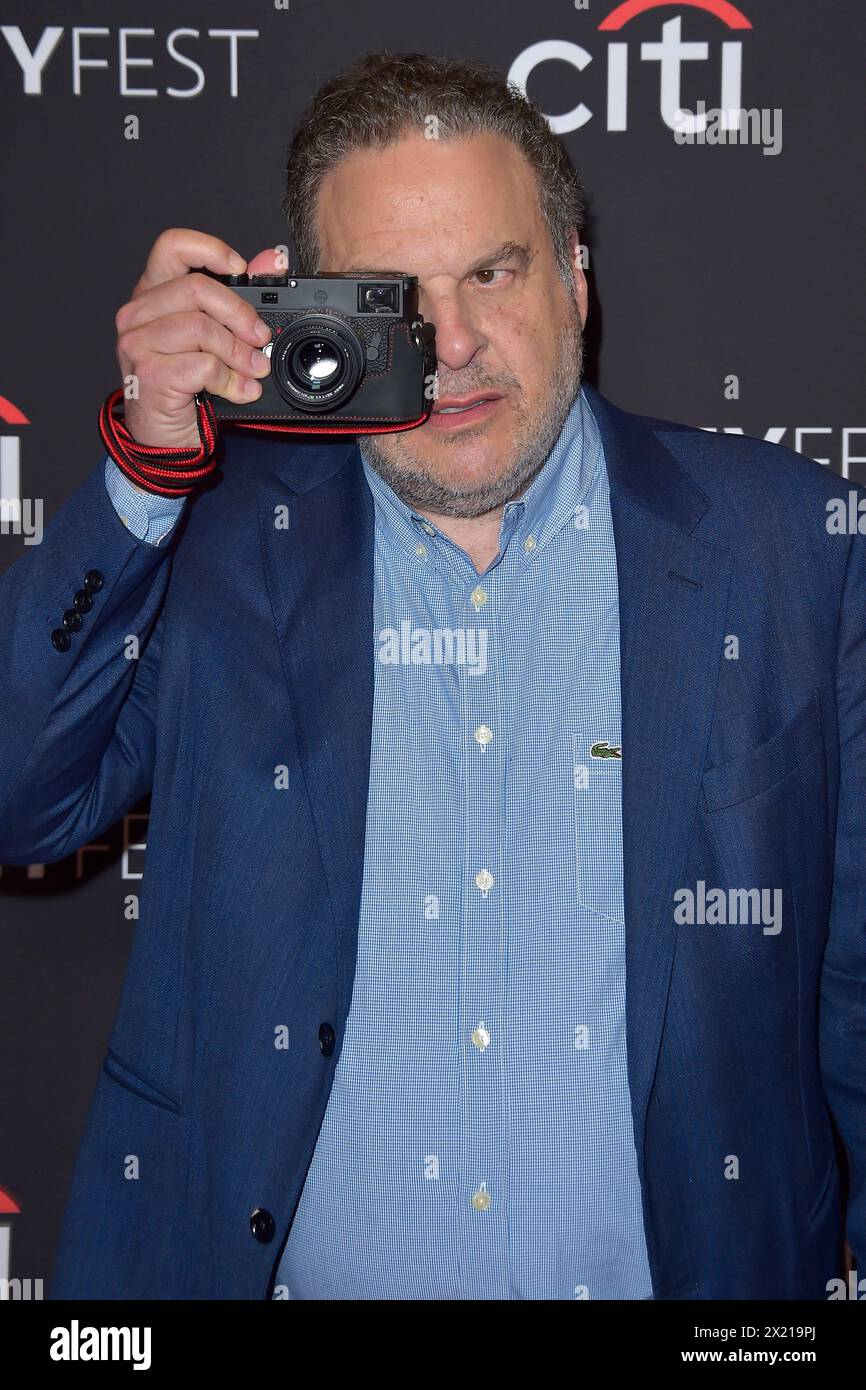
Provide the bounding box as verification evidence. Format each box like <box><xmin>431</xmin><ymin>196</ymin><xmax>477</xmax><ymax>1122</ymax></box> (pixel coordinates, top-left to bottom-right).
<box><xmin>271</xmin><ymin>314</ymin><xmax>365</xmax><ymax>411</ymax></box>
<box><xmin>291</xmin><ymin>340</ymin><xmax>341</xmax><ymax>388</ymax></box>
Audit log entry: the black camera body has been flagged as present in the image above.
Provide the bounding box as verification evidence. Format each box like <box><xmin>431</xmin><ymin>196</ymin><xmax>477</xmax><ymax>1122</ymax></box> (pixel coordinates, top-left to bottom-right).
<box><xmin>199</xmin><ymin>270</ymin><xmax>437</xmax><ymax>435</ymax></box>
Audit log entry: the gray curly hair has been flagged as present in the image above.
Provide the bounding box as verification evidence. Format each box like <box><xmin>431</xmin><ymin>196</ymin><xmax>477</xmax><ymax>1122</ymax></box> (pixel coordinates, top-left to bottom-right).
<box><xmin>281</xmin><ymin>50</ymin><xmax>586</xmax><ymax>289</ymax></box>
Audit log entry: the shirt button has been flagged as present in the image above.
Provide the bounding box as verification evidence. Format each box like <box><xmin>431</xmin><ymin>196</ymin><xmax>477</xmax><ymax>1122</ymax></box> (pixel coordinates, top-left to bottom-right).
<box><xmin>473</xmin><ymin>725</ymin><xmax>493</xmax><ymax>749</ymax></box>
<box><xmin>420</xmin><ymin>521</ymin><xmax>436</xmax><ymax>536</ymax></box>
<box><xmin>415</xmin><ymin>542</ymin><xmax>428</xmax><ymax>558</ymax></box>
<box><xmin>471</xmin><ymin>1022</ymin><xmax>491</xmax><ymax>1050</ymax></box>
<box><xmin>471</xmin><ymin>1183</ymin><xmax>492</xmax><ymax>1211</ymax></box>
<box><xmin>524</xmin><ymin>534</ymin><xmax>537</xmax><ymax>553</ymax></box>
<box><xmin>119</xmin><ymin>515</ymin><xmax>129</xmax><ymax>527</ymax></box>
<box><xmin>469</xmin><ymin>586</ymin><xmax>487</xmax><ymax>610</ymax></box>
<box><xmin>474</xmin><ymin>869</ymin><xmax>494</xmax><ymax>896</ymax></box>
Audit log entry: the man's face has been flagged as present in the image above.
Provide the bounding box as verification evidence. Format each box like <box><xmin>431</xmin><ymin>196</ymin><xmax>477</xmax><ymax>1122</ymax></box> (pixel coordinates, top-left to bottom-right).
<box><xmin>315</xmin><ymin>129</ymin><xmax>589</xmax><ymax>518</ymax></box>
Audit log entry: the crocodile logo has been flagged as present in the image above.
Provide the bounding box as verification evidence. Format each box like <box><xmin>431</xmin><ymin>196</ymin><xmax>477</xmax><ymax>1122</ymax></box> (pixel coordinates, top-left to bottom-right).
<box><xmin>590</xmin><ymin>741</ymin><xmax>622</xmax><ymax>759</ymax></box>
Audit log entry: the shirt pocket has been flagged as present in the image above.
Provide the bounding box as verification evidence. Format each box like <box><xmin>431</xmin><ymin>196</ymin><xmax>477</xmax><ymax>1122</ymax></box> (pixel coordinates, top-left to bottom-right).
<box><xmin>572</xmin><ymin>732</ymin><xmax>626</xmax><ymax>923</ymax></box>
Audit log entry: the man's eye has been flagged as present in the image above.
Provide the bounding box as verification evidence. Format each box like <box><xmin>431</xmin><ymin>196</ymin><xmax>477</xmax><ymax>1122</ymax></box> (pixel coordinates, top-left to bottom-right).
<box><xmin>472</xmin><ymin>268</ymin><xmax>512</xmax><ymax>286</ymax></box>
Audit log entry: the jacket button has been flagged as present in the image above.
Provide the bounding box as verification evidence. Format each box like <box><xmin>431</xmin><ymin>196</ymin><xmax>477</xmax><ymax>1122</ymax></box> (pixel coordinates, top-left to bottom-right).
<box><xmin>73</xmin><ymin>589</ymin><xmax>93</xmax><ymax>614</ymax></box>
<box><xmin>51</xmin><ymin>628</ymin><xmax>72</xmax><ymax>652</ymax></box>
<box><xmin>83</xmin><ymin>569</ymin><xmax>104</xmax><ymax>593</ymax></box>
<box><xmin>249</xmin><ymin>1208</ymin><xmax>275</xmax><ymax>1243</ymax></box>
<box><xmin>62</xmin><ymin>608</ymin><xmax>83</xmax><ymax>632</ymax></box>
<box><xmin>318</xmin><ymin>1022</ymin><xmax>336</xmax><ymax>1057</ymax></box>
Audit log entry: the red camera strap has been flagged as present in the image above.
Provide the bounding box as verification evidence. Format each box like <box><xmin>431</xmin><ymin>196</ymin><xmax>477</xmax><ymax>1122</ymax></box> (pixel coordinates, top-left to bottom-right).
<box><xmin>99</xmin><ymin>387</ymin><xmax>430</xmax><ymax>498</ymax></box>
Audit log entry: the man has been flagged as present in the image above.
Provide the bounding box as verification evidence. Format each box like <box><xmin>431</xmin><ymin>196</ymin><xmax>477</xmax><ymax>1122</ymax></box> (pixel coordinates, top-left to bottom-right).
<box><xmin>0</xmin><ymin>51</ymin><xmax>863</xmax><ymax>1300</ymax></box>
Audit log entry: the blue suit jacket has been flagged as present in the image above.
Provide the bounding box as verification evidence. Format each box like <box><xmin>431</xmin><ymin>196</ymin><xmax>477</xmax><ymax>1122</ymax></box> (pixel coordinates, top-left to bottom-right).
<box><xmin>1</xmin><ymin>384</ymin><xmax>863</xmax><ymax>1299</ymax></box>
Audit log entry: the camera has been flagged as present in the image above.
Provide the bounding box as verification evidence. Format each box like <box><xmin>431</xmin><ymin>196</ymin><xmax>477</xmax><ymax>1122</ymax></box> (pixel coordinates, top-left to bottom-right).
<box><xmin>198</xmin><ymin>270</ymin><xmax>437</xmax><ymax>434</ymax></box>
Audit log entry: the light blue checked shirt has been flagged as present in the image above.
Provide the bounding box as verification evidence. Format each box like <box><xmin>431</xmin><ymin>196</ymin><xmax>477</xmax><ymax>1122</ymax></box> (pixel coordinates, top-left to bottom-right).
<box><xmin>103</xmin><ymin>388</ymin><xmax>654</xmax><ymax>1300</ymax></box>
<box><xmin>103</xmin><ymin>458</ymin><xmax>185</xmax><ymax>545</ymax></box>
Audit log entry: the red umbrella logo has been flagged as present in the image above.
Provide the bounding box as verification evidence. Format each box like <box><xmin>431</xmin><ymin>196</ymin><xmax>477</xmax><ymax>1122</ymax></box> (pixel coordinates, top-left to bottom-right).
<box><xmin>0</xmin><ymin>1186</ymin><xmax>21</xmax><ymax>1297</ymax></box>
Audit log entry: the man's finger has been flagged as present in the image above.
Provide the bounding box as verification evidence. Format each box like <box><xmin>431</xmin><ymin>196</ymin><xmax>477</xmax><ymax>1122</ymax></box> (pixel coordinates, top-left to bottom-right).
<box><xmin>245</xmin><ymin>247</ymin><xmax>292</xmax><ymax>277</ymax></box>
<box><xmin>132</xmin><ymin>228</ymin><xmax>247</xmax><ymax>297</ymax></box>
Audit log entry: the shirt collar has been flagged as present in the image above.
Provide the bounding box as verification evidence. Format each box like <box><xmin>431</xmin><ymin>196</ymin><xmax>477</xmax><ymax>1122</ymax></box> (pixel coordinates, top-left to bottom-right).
<box><xmin>358</xmin><ymin>385</ymin><xmax>603</xmax><ymax>565</ymax></box>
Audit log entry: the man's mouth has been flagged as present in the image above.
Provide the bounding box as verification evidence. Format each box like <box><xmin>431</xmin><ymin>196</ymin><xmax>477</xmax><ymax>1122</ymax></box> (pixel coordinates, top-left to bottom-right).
<box><xmin>433</xmin><ymin>392</ymin><xmax>502</xmax><ymax>414</ymax></box>
<box><xmin>429</xmin><ymin>392</ymin><xmax>504</xmax><ymax>429</ymax></box>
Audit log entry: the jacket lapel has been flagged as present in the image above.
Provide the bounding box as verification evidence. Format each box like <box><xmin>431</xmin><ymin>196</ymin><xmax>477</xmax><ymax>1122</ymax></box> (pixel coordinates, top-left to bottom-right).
<box><xmin>257</xmin><ymin>442</ymin><xmax>374</xmax><ymax>1016</ymax></box>
<box><xmin>584</xmin><ymin>385</ymin><xmax>734</xmax><ymax>1160</ymax></box>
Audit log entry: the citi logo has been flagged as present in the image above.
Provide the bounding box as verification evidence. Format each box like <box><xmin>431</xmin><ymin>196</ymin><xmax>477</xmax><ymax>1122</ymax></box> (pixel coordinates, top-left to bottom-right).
<box><xmin>509</xmin><ymin>0</ymin><xmax>754</xmax><ymax>135</ymax></box>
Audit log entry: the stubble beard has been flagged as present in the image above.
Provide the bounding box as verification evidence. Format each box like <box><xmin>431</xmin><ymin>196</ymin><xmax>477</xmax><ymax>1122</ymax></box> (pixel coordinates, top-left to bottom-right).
<box><xmin>357</xmin><ymin>302</ymin><xmax>585</xmax><ymax>519</ymax></box>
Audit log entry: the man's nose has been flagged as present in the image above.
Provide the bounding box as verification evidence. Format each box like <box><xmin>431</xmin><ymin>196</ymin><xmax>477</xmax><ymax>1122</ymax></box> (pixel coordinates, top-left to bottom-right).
<box><xmin>420</xmin><ymin>290</ymin><xmax>487</xmax><ymax>373</ymax></box>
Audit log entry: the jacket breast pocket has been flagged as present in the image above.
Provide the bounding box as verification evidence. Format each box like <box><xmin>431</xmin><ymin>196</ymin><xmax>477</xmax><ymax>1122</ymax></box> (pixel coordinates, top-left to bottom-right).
<box><xmin>573</xmin><ymin>733</ymin><xmax>625</xmax><ymax>923</ymax></box>
<box><xmin>103</xmin><ymin>1047</ymin><xmax>182</xmax><ymax>1113</ymax></box>
<box><xmin>701</xmin><ymin>690</ymin><xmax>825</xmax><ymax>814</ymax></box>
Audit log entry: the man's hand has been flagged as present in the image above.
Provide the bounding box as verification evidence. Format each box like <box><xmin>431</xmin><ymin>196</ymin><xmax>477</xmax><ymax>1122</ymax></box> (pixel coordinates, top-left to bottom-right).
<box><xmin>114</xmin><ymin>229</ymin><xmax>282</xmax><ymax>450</ymax></box>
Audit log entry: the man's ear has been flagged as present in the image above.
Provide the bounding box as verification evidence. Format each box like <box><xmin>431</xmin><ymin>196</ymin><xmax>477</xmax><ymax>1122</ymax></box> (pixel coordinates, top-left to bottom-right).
<box><xmin>570</xmin><ymin>230</ymin><xmax>589</xmax><ymax>327</ymax></box>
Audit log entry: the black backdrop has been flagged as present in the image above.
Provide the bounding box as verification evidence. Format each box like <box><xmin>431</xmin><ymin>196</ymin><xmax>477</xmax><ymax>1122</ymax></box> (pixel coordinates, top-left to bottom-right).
<box><xmin>0</xmin><ymin>0</ymin><xmax>863</xmax><ymax>1293</ymax></box>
